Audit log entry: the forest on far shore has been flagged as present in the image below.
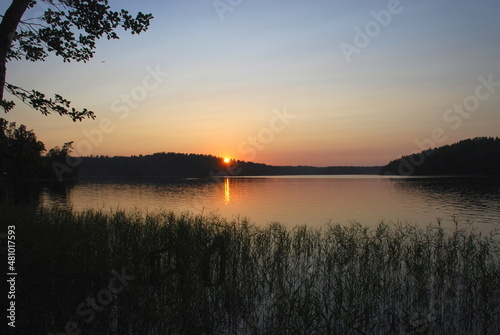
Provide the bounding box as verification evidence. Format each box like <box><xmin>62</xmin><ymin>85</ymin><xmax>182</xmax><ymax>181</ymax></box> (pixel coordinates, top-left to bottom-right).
<box><xmin>76</xmin><ymin>153</ymin><xmax>380</xmax><ymax>178</ymax></box>
<box><xmin>380</xmin><ymin>137</ymin><xmax>500</xmax><ymax>176</ymax></box>
<box><xmin>1</xmin><ymin>117</ymin><xmax>498</xmax><ymax>180</ymax></box>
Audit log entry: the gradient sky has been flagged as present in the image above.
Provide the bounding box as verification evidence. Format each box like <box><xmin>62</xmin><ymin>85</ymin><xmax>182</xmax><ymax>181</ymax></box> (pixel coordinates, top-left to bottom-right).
<box><xmin>2</xmin><ymin>0</ymin><xmax>500</xmax><ymax>166</ymax></box>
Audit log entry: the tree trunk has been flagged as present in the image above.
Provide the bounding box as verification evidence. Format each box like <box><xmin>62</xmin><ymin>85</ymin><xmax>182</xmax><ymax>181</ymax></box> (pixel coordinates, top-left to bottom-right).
<box><xmin>0</xmin><ymin>0</ymin><xmax>30</xmax><ymax>102</ymax></box>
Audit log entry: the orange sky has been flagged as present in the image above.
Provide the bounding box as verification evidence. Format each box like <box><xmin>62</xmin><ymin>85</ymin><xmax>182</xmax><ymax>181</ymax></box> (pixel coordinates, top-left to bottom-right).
<box><xmin>2</xmin><ymin>0</ymin><xmax>500</xmax><ymax>166</ymax></box>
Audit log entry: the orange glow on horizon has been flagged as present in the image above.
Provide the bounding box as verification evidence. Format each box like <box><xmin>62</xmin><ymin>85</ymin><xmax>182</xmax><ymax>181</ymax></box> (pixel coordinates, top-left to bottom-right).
<box><xmin>223</xmin><ymin>158</ymin><xmax>231</xmax><ymax>163</ymax></box>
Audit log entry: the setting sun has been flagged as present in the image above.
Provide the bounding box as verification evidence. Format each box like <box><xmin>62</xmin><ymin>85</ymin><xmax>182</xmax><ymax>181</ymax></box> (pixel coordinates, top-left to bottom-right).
<box><xmin>223</xmin><ymin>158</ymin><xmax>231</xmax><ymax>164</ymax></box>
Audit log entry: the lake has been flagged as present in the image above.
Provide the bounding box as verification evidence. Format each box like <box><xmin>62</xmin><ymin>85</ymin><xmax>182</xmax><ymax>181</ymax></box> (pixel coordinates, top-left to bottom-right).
<box><xmin>34</xmin><ymin>175</ymin><xmax>500</xmax><ymax>233</ymax></box>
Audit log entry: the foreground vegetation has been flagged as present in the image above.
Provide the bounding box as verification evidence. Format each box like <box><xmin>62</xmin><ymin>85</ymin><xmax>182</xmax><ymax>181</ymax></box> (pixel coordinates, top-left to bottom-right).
<box><xmin>4</xmin><ymin>206</ymin><xmax>500</xmax><ymax>334</ymax></box>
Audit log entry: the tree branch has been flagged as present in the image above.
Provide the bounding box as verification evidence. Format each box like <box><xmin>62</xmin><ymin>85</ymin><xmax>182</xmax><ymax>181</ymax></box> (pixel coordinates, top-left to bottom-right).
<box><xmin>4</xmin><ymin>82</ymin><xmax>96</xmax><ymax>122</ymax></box>
<box><xmin>1</xmin><ymin>0</ymin><xmax>153</xmax><ymax>119</ymax></box>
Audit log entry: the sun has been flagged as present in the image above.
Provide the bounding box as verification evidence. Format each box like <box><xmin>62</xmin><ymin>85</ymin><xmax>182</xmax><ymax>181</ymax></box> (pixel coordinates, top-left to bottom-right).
<box><xmin>223</xmin><ymin>158</ymin><xmax>231</xmax><ymax>164</ymax></box>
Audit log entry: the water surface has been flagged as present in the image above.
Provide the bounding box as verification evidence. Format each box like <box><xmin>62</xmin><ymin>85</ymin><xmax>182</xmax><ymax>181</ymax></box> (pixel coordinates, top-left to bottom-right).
<box><xmin>37</xmin><ymin>175</ymin><xmax>500</xmax><ymax>232</ymax></box>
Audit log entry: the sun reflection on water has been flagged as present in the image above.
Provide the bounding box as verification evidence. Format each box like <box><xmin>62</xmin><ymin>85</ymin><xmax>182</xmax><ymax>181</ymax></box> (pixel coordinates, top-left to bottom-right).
<box><xmin>224</xmin><ymin>178</ymin><xmax>230</xmax><ymax>204</ymax></box>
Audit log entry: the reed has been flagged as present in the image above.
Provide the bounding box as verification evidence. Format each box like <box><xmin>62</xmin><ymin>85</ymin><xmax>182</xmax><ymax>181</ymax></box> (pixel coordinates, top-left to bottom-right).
<box><xmin>4</xmin><ymin>205</ymin><xmax>500</xmax><ymax>334</ymax></box>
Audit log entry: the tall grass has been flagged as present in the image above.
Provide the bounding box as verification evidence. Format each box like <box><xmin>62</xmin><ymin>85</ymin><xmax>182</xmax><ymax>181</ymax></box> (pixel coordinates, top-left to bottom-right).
<box><xmin>4</xmin><ymin>205</ymin><xmax>500</xmax><ymax>334</ymax></box>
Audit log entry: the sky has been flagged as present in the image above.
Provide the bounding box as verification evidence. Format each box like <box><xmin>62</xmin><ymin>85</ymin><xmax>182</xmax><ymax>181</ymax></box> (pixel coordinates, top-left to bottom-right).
<box><xmin>2</xmin><ymin>0</ymin><xmax>500</xmax><ymax>166</ymax></box>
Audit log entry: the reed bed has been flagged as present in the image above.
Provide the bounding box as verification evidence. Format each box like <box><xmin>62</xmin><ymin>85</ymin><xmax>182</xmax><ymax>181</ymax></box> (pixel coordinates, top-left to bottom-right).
<box><xmin>5</xmin><ymin>206</ymin><xmax>500</xmax><ymax>334</ymax></box>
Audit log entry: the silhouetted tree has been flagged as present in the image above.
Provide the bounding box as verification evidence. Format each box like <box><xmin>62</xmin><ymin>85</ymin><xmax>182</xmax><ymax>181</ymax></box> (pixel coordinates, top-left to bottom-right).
<box><xmin>0</xmin><ymin>117</ymin><xmax>45</xmax><ymax>178</ymax></box>
<box><xmin>1</xmin><ymin>0</ymin><xmax>153</xmax><ymax>120</ymax></box>
<box><xmin>43</xmin><ymin>140</ymin><xmax>77</xmax><ymax>180</ymax></box>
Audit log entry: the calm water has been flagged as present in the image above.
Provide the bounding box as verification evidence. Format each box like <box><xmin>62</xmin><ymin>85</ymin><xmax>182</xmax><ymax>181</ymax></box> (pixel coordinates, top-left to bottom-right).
<box><xmin>35</xmin><ymin>175</ymin><xmax>500</xmax><ymax>233</ymax></box>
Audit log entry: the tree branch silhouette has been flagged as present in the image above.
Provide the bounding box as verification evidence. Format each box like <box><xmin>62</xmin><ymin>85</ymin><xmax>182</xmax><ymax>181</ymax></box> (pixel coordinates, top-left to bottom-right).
<box><xmin>0</xmin><ymin>0</ymin><xmax>153</xmax><ymax>119</ymax></box>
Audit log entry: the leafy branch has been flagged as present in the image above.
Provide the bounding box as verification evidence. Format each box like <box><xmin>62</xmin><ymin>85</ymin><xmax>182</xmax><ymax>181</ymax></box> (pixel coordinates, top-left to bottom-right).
<box><xmin>7</xmin><ymin>0</ymin><xmax>153</xmax><ymax>63</ymax></box>
<box><xmin>1</xmin><ymin>0</ymin><xmax>153</xmax><ymax>119</ymax></box>
<box><xmin>3</xmin><ymin>82</ymin><xmax>95</xmax><ymax>121</ymax></box>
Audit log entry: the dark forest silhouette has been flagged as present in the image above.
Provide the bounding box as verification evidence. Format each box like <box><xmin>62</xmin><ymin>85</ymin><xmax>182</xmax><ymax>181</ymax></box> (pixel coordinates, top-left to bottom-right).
<box><xmin>0</xmin><ymin>118</ymin><xmax>76</xmax><ymax>180</ymax></box>
<box><xmin>77</xmin><ymin>153</ymin><xmax>380</xmax><ymax>177</ymax></box>
<box><xmin>380</xmin><ymin>137</ymin><xmax>500</xmax><ymax>176</ymax></box>
<box><xmin>2</xmin><ymin>119</ymin><xmax>498</xmax><ymax>180</ymax></box>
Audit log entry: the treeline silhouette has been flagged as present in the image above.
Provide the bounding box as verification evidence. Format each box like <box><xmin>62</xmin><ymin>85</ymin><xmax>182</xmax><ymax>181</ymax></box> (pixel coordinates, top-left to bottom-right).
<box><xmin>77</xmin><ymin>153</ymin><xmax>381</xmax><ymax>177</ymax></box>
<box><xmin>232</xmin><ymin>162</ymin><xmax>381</xmax><ymax>176</ymax></box>
<box><xmin>79</xmin><ymin>153</ymin><xmax>224</xmax><ymax>177</ymax></box>
<box><xmin>0</xmin><ymin>117</ymin><xmax>378</xmax><ymax>180</ymax></box>
<box><xmin>380</xmin><ymin>137</ymin><xmax>500</xmax><ymax>176</ymax></box>
<box><xmin>6</xmin><ymin>117</ymin><xmax>496</xmax><ymax>179</ymax></box>
<box><xmin>0</xmin><ymin>118</ymin><xmax>76</xmax><ymax>180</ymax></box>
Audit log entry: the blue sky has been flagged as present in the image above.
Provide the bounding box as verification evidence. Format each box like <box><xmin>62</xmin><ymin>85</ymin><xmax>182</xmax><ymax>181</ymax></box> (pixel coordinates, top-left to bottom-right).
<box><xmin>2</xmin><ymin>0</ymin><xmax>500</xmax><ymax>165</ymax></box>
